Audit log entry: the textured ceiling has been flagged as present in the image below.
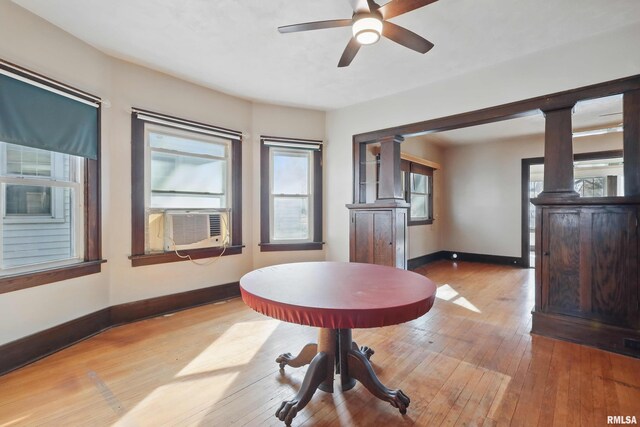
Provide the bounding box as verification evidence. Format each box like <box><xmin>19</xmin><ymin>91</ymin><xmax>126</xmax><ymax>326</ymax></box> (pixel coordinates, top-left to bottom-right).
<box><xmin>13</xmin><ymin>0</ymin><xmax>640</xmax><ymax>110</ymax></box>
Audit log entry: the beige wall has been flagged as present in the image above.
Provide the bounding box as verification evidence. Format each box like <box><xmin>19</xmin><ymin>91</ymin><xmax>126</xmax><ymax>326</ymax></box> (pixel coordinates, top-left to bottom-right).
<box><xmin>439</xmin><ymin>132</ymin><xmax>623</xmax><ymax>258</ymax></box>
<box><xmin>401</xmin><ymin>136</ymin><xmax>444</xmax><ymax>259</ymax></box>
<box><xmin>249</xmin><ymin>103</ymin><xmax>326</xmax><ymax>269</ymax></box>
<box><xmin>0</xmin><ymin>2</ymin><xmax>111</xmax><ymax>345</ymax></box>
<box><xmin>1</xmin><ymin>0</ymin><xmax>639</xmax><ymax>345</ymax></box>
<box><xmin>325</xmin><ymin>22</ymin><xmax>640</xmax><ymax>263</ymax></box>
<box><xmin>0</xmin><ymin>2</ymin><xmax>325</xmax><ymax>345</ymax></box>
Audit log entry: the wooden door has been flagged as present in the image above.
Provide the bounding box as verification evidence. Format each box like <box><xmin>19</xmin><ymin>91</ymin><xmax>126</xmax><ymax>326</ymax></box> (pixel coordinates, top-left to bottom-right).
<box><xmin>541</xmin><ymin>206</ymin><xmax>639</xmax><ymax>328</ymax></box>
<box><xmin>541</xmin><ymin>208</ymin><xmax>582</xmax><ymax>316</ymax></box>
<box><xmin>586</xmin><ymin>207</ymin><xmax>638</xmax><ymax>328</ymax></box>
<box><xmin>373</xmin><ymin>211</ymin><xmax>394</xmax><ymax>266</ymax></box>
<box><xmin>350</xmin><ymin>209</ymin><xmax>394</xmax><ymax>266</ymax></box>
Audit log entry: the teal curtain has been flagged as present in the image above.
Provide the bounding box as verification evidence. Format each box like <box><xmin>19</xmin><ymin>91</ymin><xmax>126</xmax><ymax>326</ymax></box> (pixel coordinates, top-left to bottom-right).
<box><xmin>0</xmin><ymin>74</ymin><xmax>98</xmax><ymax>159</ymax></box>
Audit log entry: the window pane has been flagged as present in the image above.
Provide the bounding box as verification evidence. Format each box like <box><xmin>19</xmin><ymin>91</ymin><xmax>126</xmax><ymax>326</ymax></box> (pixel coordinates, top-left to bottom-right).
<box><xmin>272</xmin><ymin>151</ymin><xmax>310</xmax><ymax>195</ymax></box>
<box><xmin>2</xmin><ymin>186</ymin><xmax>78</xmax><ymax>269</ymax></box>
<box><xmin>593</xmin><ymin>177</ymin><xmax>605</xmax><ymax>197</ymax></box>
<box><xmin>6</xmin><ymin>185</ymin><xmax>51</xmax><ymax>215</ymax></box>
<box><xmin>273</xmin><ymin>197</ymin><xmax>309</xmax><ymax>240</ymax></box>
<box><xmin>4</xmin><ymin>143</ymin><xmax>76</xmax><ymax>181</ymax></box>
<box><xmin>149</xmin><ymin>131</ymin><xmax>227</xmax><ymax>157</ymax></box>
<box><xmin>151</xmin><ymin>151</ymin><xmax>226</xmax><ymax>195</ymax></box>
<box><xmin>150</xmin><ymin>193</ymin><xmax>225</xmax><ymax>209</ymax></box>
<box><xmin>6</xmin><ymin>144</ymin><xmax>51</xmax><ymax>177</ymax></box>
<box><xmin>411</xmin><ymin>173</ymin><xmax>427</xmax><ymax>193</ymax></box>
<box><xmin>410</xmin><ymin>194</ymin><xmax>428</xmax><ymax>219</ymax></box>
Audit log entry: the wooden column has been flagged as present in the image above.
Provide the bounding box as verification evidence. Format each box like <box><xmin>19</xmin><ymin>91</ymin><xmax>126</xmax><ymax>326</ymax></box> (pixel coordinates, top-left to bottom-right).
<box><xmin>377</xmin><ymin>135</ymin><xmax>404</xmax><ymax>201</ymax></box>
<box><xmin>624</xmin><ymin>89</ymin><xmax>640</xmax><ymax>196</ymax></box>
<box><xmin>539</xmin><ymin>106</ymin><xmax>579</xmax><ymax>198</ymax></box>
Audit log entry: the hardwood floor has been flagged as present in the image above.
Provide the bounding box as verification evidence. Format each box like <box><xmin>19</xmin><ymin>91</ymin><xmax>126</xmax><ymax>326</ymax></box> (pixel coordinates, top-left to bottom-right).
<box><xmin>0</xmin><ymin>261</ymin><xmax>639</xmax><ymax>426</ymax></box>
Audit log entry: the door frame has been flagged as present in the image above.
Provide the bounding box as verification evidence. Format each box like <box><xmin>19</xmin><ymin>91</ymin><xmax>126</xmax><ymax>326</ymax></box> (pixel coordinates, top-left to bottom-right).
<box><xmin>520</xmin><ymin>149</ymin><xmax>623</xmax><ymax>267</ymax></box>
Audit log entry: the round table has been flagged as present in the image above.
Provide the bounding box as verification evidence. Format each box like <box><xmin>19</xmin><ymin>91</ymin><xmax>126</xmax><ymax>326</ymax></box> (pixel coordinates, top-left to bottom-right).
<box><xmin>240</xmin><ymin>261</ymin><xmax>437</xmax><ymax>425</ymax></box>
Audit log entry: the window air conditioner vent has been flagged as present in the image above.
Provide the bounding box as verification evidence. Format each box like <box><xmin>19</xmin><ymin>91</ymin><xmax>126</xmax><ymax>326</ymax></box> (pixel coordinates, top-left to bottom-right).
<box><xmin>164</xmin><ymin>211</ymin><xmax>227</xmax><ymax>251</ymax></box>
<box><xmin>209</xmin><ymin>214</ymin><xmax>222</xmax><ymax>237</ymax></box>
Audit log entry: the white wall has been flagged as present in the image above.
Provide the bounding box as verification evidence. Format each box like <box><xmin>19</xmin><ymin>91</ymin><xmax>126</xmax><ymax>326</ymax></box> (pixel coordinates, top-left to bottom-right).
<box><xmin>401</xmin><ymin>136</ymin><xmax>444</xmax><ymax>259</ymax></box>
<box><xmin>0</xmin><ymin>1</ymin><xmax>326</xmax><ymax>344</ymax></box>
<box><xmin>326</xmin><ymin>22</ymin><xmax>640</xmax><ymax>262</ymax></box>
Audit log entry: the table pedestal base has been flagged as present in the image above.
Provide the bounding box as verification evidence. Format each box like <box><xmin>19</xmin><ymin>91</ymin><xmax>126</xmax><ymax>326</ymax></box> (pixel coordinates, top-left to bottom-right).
<box><xmin>275</xmin><ymin>328</ymin><xmax>409</xmax><ymax>425</ymax></box>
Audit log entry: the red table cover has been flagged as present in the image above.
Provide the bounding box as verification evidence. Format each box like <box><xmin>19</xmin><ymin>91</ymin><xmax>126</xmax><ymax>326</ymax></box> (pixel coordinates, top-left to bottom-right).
<box><xmin>240</xmin><ymin>262</ymin><xmax>437</xmax><ymax>329</ymax></box>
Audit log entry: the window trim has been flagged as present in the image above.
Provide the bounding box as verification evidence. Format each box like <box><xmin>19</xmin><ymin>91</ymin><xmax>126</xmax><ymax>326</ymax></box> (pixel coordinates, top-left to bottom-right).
<box><xmin>0</xmin><ymin>60</ymin><xmax>102</xmax><ymax>295</ymax></box>
<box><xmin>402</xmin><ymin>160</ymin><xmax>434</xmax><ymax>226</ymax></box>
<box><xmin>260</xmin><ymin>136</ymin><xmax>323</xmax><ymax>252</ymax></box>
<box><xmin>130</xmin><ymin>109</ymin><xmax>243</xmax><ymax>266</ymax></box>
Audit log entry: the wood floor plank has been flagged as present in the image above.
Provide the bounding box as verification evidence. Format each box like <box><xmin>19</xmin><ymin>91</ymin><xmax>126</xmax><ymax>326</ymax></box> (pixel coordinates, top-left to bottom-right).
<box><xmin>1</xmin><ymin>261</ymin><xmax>639</xmax><ymax>426</ymax></box>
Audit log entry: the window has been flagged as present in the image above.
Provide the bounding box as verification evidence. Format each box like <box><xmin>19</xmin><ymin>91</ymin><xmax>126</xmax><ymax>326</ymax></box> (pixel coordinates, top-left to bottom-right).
<box><xmin>402</xmin><ymin>160</ymin><xmax>434</xmax><ymax>225</ymax></box>
<box><xmin>0</xmin><ymin>143</ymin><xmax>84</xmax><ymax>272</ymax></box>
<box><xmin>260</xmin><ymin>137</ymin><xmax>323</xmax><ymax>251</ymax></box>
<box><xmin>130</xmin><ymin>110</ymin><xmax>242</xmax><ymax>266</ymax></box>
<box><xmin>0</xmin><ymin>62</ymin><xmax>102</xmax><ymax>293</ymax></box>
<box><xmin>574</xmin><ymin>177</ymin><xmax>606</xmax><ymax>197</ymax></box>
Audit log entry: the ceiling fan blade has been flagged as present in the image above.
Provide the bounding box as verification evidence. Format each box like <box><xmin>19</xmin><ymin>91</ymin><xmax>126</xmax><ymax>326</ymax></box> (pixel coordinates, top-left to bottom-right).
<box><xmin>378</xmin><ymin>0</ymin><xmax>438</xmax><ymax>20</ymax></box>
<box><xmin>382</xmin><ymin>21</ymin><xmax>434</xmax><ymax>53</ymax></box>
<box><xmin>348</xmin><ymin>0</ymin><xmax>370</xmax><ymax>13</ymax></box>
<box><xmin>278</xmin><ymin>19</ymin><xmax>352</xmax><ymax>33</ymax></box>
<box><xmin>338</xmin><ymin>38</ymin><xmax>361</xmax><ymax>67</ymax></box>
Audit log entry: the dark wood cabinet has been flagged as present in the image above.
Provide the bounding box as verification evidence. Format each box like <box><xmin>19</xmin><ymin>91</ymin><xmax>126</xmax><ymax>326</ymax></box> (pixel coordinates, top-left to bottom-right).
<box><xmin>347</xmin><ymin>203</ymin><xmax>408</xmax><ymax>269</ymax></box>
<box><xmin>533</xmin><ymin>200</ymin><xmax>640</xmax><ymax>357</ymax></box>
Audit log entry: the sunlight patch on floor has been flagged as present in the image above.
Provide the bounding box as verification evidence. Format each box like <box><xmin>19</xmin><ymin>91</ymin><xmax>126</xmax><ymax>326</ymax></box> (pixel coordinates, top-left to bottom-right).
<box><xmin>114</xmin><ymin>371</ymin><xmax>240</xmax><ymax>426</ymax></box>
<box><xmin>453</xmin><ymin>296</ymin><xmax>482</xmax><ymax>313</ymax></box>
<box><xmin>0</xmin><ymin>415</ymin><xmax>31</xmax><ymax>427</ymax></box>
<box><xmin>436</xmin><ymin>284</ymin><xmax>482</xmax><ymax>313</ymax></box>
<box><xmin>176</xmin><ymin>318</ymin><xmax>280</xmax><ymax>376</ymax></box>
<box><xmin>114</xmin><ymin>319</ymin><xmax>280</xmax><ymax>426</ymax></box>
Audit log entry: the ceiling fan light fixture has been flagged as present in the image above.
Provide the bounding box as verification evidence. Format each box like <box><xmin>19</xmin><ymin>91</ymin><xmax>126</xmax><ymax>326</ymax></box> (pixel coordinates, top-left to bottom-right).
<box><xmin>352</xmin><ymin>15</ymin><xmax>383</xmax><ymax>45</ymax></box>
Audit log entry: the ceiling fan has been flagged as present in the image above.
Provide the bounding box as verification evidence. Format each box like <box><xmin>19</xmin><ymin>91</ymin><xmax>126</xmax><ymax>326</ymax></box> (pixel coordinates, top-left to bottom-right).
<box><xmin>278</xmin><ymin>0</ymin><xmax>438</xmax><ymax>67</ymax></box>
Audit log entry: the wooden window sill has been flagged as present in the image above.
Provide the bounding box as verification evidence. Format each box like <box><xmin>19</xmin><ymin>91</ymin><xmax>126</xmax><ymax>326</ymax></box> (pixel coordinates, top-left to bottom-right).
<box><xmin>259</xmin><ymin>242</ymin><xmax>324</xmax><ymax>252</ymax></box>
<box><xmin>0</xmin><ymin>260</ymin><xmax>106</xmax><ymax>295</ymax></box>
<box><xmin>129</xmin><ymin>245</ymin><xmax>243</xmax><ymax>267</ymax></box>
<box><xmin>409</xmin><ymin>219</ymin><xmax>434</xmax><ymax>226</ymax></box>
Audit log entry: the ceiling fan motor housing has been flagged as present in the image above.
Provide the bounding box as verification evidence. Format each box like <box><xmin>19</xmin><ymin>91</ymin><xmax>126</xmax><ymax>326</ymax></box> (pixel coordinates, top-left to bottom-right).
<box><xmin>352</xmin><ymin>12</ymin><xmax>384</xmax><ymax>45</ymax></box>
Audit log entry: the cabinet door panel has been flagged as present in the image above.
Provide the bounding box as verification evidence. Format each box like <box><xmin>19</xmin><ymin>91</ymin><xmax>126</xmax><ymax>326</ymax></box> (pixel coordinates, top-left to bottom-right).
<box><xmin>546</xmin><ymin>211</ymin><xmax>581</xmax><ymax>313</ymax></box>
<box><xmin>352</xmin><ymin>211</ymin><xmax>374</xmax><ymax>264</ymax></box>
<box><xmin>373</xmin><ymin>211</ymin><xmax>393</xmax><ymax>266</ymax></box>
<box><xmin>590</xmin><ymin>209</ymin><xmax>637</xmax><ymax>326</ymax></box>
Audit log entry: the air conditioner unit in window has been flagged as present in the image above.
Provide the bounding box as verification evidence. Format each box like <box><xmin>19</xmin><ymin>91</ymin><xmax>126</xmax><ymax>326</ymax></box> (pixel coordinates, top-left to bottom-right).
<box><xmin>164</xmin><ymin>210</ymin><xmax>229</xmax><ymax>251</ymax></box>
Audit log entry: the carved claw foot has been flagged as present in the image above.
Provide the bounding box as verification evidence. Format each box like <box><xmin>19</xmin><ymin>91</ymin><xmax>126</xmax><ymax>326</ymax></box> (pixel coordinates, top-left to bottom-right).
<box><xmin>276</xmin><ymin>353</ymin><xmax>293</xmax><ymax>370</ymax></box>
<box><xmin>347</xmin><ymin>348</ymin><xmax>411</xmax><ymax>415</ymax></box>
<box><xmin>276</xmin><ymin>343</ymin><xmax>317</xmax><ymax>370</ymax></box>
<box><xmin>276</xmin><ymin>351</ymin><xmax>328</xmax><ymax>425</ymax></box>
<box><xmin>351</xmin><ymin>341</ymin><xmax>375</xmax><ymax>360</ymax></box>
<box><xmin>276</xmin><ymin>399</ymin><xmax>302</xmax><ymax>426</ymax></box>
<box><xmin>388</xmin><ymin>389</ymin><xmax>411</xmax><ymax>414</ymax></box>
<box><xmin>360</xmin><ymin>346</ymin><xmax>375</xmax><ymax>360</ymax></box>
